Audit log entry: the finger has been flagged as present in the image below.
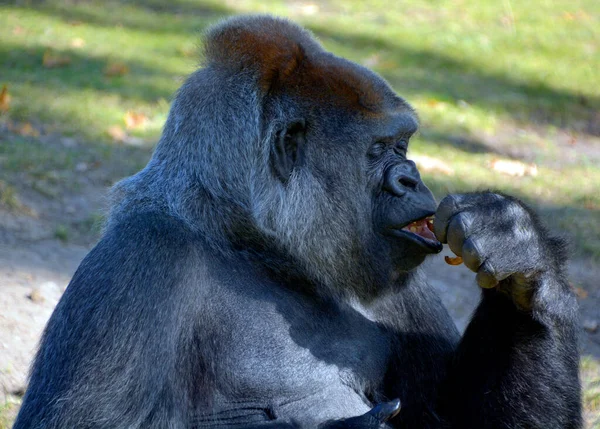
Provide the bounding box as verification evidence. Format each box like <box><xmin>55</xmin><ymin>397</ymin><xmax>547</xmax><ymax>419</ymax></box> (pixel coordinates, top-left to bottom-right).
<box><xmin>462</xmin><ymin>237</ymin><xmax>483</xmax><ymax>272</ymax></box>
<box><xmin>433</xmin><ymin>195</ymin><xmax>460</xmax><ymax>243</ymax></box>
<box><xmin>446</xmin><ymin>213</ymin><xmax>471</xmax><ymax>257</ymax></box>
<box><xmin>476</xmin><ymin>260</ymin><xmax>499</xmax><ymax>289</ymax></box>
<box><xmin>368</xmin><ymin>399</ymin><xmax>401</xmax><ymax>423</ymax></box>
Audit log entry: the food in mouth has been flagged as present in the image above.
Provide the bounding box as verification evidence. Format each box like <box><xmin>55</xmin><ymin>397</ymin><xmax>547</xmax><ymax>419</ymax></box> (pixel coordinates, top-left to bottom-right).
<box><xmin>444</xmin><ymin>255</ymin><xmax>463</xmax><ymax>266</ymax></box>
<box><xmin>401</xmin><ymin>216</ymin><xmax>437</xmax><ymax>241</ymax></box>
<box><xmin>401</xmin><ymin>215</ymin><xmax>463</xmax><ymax>265</ymax></box>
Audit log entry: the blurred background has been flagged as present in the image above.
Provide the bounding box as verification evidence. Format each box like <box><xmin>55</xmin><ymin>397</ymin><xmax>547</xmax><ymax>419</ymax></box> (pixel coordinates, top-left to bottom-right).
<box><xmin>0</xmin><ymin>0</ymin><xmax>598</xmax><ymax>427</ymax></box>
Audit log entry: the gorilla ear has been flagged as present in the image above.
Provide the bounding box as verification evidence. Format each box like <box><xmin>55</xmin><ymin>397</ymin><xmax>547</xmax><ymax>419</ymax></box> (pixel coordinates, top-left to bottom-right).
<box><xmin>270</xmin><ymin>119</ymin><xmax>306</xmax><ymax>184</ymax></box>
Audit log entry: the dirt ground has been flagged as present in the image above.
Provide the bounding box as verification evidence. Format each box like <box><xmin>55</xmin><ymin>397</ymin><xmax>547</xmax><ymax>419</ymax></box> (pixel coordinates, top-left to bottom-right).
<box><xmin>1</xmin><ymin>175</ymin><xmax>599</xmax><ymax>415</ymax></box>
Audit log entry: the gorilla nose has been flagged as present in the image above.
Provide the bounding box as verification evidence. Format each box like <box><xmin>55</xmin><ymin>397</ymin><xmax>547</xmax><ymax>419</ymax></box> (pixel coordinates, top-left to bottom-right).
<box><xmin>383</xmin><ymin>166</ymin><xmax>419</xmax><ymax>197</ymax></box>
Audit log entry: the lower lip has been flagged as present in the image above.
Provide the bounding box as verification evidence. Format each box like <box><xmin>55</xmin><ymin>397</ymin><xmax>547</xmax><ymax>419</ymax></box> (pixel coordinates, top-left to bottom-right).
<box><xmin>387</xmin><ymin>228</ymin><xmax>443</xmax><ymax>253</ymax></box>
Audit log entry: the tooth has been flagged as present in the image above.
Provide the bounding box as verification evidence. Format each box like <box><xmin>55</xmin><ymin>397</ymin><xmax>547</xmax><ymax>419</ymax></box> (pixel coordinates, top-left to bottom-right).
<box><xmin>410</xmin><ymin>226</ymin><xmax>417</xmax><ymax>232</ymax></box>
<box><xmin>426</xmin><ymin>219</ymin><xmax>435</xmax><ymax>232</ymax></box>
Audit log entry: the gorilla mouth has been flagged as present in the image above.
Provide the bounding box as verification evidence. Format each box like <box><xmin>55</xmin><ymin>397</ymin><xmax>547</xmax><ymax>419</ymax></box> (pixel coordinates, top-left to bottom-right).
<box><xmin>390</xmin><ymin>216</ymin><xmax>443</xmax><ymax>253</ymax></box>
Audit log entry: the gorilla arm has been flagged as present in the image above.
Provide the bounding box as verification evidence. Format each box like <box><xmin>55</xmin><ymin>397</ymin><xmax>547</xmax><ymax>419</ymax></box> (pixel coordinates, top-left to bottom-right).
<box><xmin>13</xmin><ymin>212</ymin><xmax>206</xmax><ymax>428</ymax></box>
<box><xmin>434</xmin><ymin>193</ymin><xmax>581</xmax><ymax>428</ymax></box>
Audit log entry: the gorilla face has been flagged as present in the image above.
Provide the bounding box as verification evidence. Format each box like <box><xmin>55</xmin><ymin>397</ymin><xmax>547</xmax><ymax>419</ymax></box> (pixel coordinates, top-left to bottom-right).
<box><xmin>265</xmin><ymin>81</ymin><xmax>443</xmax><ymax>289</ymax></box>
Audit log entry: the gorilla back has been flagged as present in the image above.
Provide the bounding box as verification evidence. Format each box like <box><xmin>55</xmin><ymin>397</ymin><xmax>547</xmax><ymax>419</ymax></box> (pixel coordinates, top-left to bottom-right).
<box><xmin>15</xmin><ymin>15</ymin><xmax>581</xmax><ymax>429</ymax></box>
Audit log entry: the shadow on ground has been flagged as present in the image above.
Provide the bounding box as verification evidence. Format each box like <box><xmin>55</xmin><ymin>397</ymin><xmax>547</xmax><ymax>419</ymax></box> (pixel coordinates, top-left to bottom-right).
<box><xmin>4</xmin><ymin>0</ymin><xmax>599</xmax><ymax>147</ymax></box>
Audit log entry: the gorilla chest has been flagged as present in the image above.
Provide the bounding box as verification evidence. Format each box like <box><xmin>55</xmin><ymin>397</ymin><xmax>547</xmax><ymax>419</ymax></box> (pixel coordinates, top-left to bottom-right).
<box><xmin>223</xmin><ymin>294</ymin><xmax>390</xmax><ymax>407</ymax></box>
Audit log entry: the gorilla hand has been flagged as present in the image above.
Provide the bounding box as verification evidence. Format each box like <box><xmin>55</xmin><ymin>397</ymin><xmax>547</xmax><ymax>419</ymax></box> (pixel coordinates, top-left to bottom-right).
<box><xmin>433</xmin><ymin>192</ymin><xmax>563</xmax><ymax>310</ymax></box>
<box><xmin>321</xmin><ymin>399</ymin><xmax>401</xmax><ymax>428</ymax></box>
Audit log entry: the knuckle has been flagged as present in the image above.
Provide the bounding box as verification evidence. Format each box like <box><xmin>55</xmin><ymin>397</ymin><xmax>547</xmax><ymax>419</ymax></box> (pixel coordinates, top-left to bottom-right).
<box><xmin>434</xmin><ymin>196</ymin><xmax>460</xmax><ymax>243</ymax></box>
<box><xmin>439</xmin><ymin>194</ymin><xmax>459</xmax><ymax>207</ymax></box>
<box><xmin>447</xmin><ymin>231</ymin><xmax>464</xmax><ymax>256</ymax></box>
<box><xmin>476</xmin><ymin>268</ymin><xmax>498</xmax><ymax>289</ymax></box>
<box><xmin>463</xmin><ymin>236</ymin><xmax>481</xmax><ymax>256</ymax></box>
<box><xmin>436</xmin><ymin>196</ymin><xmax>457</xmax><ymax>218</ymax></box>
<box><xmin>438</xmin><ymin>193</ymin><xmax>468</xmax><ymax>213</ymax></box>
<box><xmin>462</xmin><ymin>238</ymin><xmax>483</xmax><ymax>271</ymax></box>
<box><xmin>451</xmin><ymin>212</ymin><xmax>472</xmax><ymax>232</ymax></box>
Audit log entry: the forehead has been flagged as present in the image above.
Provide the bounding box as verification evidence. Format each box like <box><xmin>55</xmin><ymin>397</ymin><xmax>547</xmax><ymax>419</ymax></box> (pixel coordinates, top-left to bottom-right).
<box><xmin>292</xmin><ymin>52</ymin><xmax>414</xmax><ymax>119</ymax></box>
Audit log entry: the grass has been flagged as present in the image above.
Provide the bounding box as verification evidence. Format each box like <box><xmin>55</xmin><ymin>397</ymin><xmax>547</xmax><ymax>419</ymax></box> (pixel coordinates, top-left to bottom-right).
<box><xmin>0</xmin><ymin>401</ymin><xmax>19</xmax><ymax>429</ymax></box>
<box><xmin>0</xmin><ymin>0</ymin><xmax>599</xmax><ymax>426</ymax></box>
<box><xmin>583</xmin><ymin>356</ymin><xmax>600</xmax><ymax>428</ymax></box>
<box><xmin>0</xmin><ymin>181</ymin><xmax>22</xmax><ymax>211</ymax></box>
<box><xmin>1</xmin><ymin>0</ymin><xmax>598</xmax><ymax>260</ymax></box>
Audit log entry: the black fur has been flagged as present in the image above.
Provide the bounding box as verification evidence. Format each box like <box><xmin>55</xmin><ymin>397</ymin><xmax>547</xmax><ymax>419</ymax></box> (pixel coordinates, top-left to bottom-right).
<box><xmin>14</xmin><ymin>15</ymin><xmax>581</xmax><ymax>429</ymax></box>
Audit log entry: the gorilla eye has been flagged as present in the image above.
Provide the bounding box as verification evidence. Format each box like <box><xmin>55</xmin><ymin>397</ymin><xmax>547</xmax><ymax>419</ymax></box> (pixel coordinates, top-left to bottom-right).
<box><xmin>393</xmin><ymin>140</ymin><xmax>408</xmax><ymax>156</ymax></box>
<box><xmin>367</xmin><ymin>142</ymin><xmax>387</xmax><ymax>160</ymax></box>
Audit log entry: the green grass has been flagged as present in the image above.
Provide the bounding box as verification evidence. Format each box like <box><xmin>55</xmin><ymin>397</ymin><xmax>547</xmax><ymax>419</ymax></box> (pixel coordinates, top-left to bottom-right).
<box><xmin>0</xmin><ymin>399</ymin><xmax>20</xmax><ymax>429</ymax></box>
<box><xmin>583</xmin><ymin>355</ymin><xmax>600</xmax><ymax>428</ymax></box>
<box><xmin>0</xmin><ymin>180</ymin><xmax>22</xmax><ymax>210</ymax></box>
<box><xmin>1</xmin><ymin>0</ymin><xmax>598</xmax><ymax>260</ymax></box>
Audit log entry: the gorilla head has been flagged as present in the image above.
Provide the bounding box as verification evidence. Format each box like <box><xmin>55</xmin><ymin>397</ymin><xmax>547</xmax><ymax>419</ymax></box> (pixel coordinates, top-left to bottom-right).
<box><xmin>111</xmin><ymin>15</ymin><xmax>441</xmax><ymax>300</ymax></box>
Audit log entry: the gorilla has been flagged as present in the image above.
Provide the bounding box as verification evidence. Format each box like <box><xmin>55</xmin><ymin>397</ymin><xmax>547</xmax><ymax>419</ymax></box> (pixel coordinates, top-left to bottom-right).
<box><xmin>14</xmin><ymin>15</ymin><xmax>581</xmax><ymax>429</ymax></box>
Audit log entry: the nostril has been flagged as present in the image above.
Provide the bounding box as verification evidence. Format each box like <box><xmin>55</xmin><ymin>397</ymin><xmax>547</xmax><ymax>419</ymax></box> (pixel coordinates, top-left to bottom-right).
<box><xmin>398</xmin><ymin>176</ymin><xmax>418</xmax><ymax>189</ymax></box>
<box><xmin>384</xmin><ymin>167</ymin><xmax>420</xmax><ymax>197</ymax></box>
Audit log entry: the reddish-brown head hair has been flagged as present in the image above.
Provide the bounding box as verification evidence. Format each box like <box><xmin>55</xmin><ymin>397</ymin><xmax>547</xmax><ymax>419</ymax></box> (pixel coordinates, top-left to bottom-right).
<box><xmin>203</xmin><ymin>15</ymin><xmax>391</xmax><ymax>113</ymax></box>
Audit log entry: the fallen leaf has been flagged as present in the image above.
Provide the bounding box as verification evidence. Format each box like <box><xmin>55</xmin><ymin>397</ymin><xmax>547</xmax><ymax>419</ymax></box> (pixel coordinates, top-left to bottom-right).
<box><xmin>28</xmin><ymin>288</ymin><xmax>44</xmax><ymax>303</ymax></box>
<box><xmin>43</xmin><ymin>50</ymin><xmax>71</xmax><ymax>68</ymax></box>
<box><xmin>70</xmin><ymin>37</ymin><xmax>85</xmax><ymax>48</ymax></box>
<box><xmin>124</xmin><ymin>111</ymin><xmax>148</xmax><ymax>130</ymax></box>
<box><xmin>489</xmin><ymin>158</ymin><xmax>538</xmax><ymax>177</ymax></box>
<box><xmin>11</xmin><ymin>122</ymin><xmax>40</xmax><ymax>137</ymax></box>
<box><xmin>107</xmin><ymin>125</ymin><xmax>126</xmax><ymax>142</ymax></box>
<box><xmin>426</xmin><ymin>99</ymin><xmax>444</xmax><ymax>108</ymax></box>
<box><xmin>28</xmin><ymin>282</ymin><xmax>62</xmax><ymax>304</ymax></box>
<box><xmin>104</xmin><ymin>62</ymin><xmax>129</xmax><ymax>77</ymax></box>
<box><xmin>0</xmin><ymin>85</ymin><xmax>11</xmax><ymax>113</ymax></box>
